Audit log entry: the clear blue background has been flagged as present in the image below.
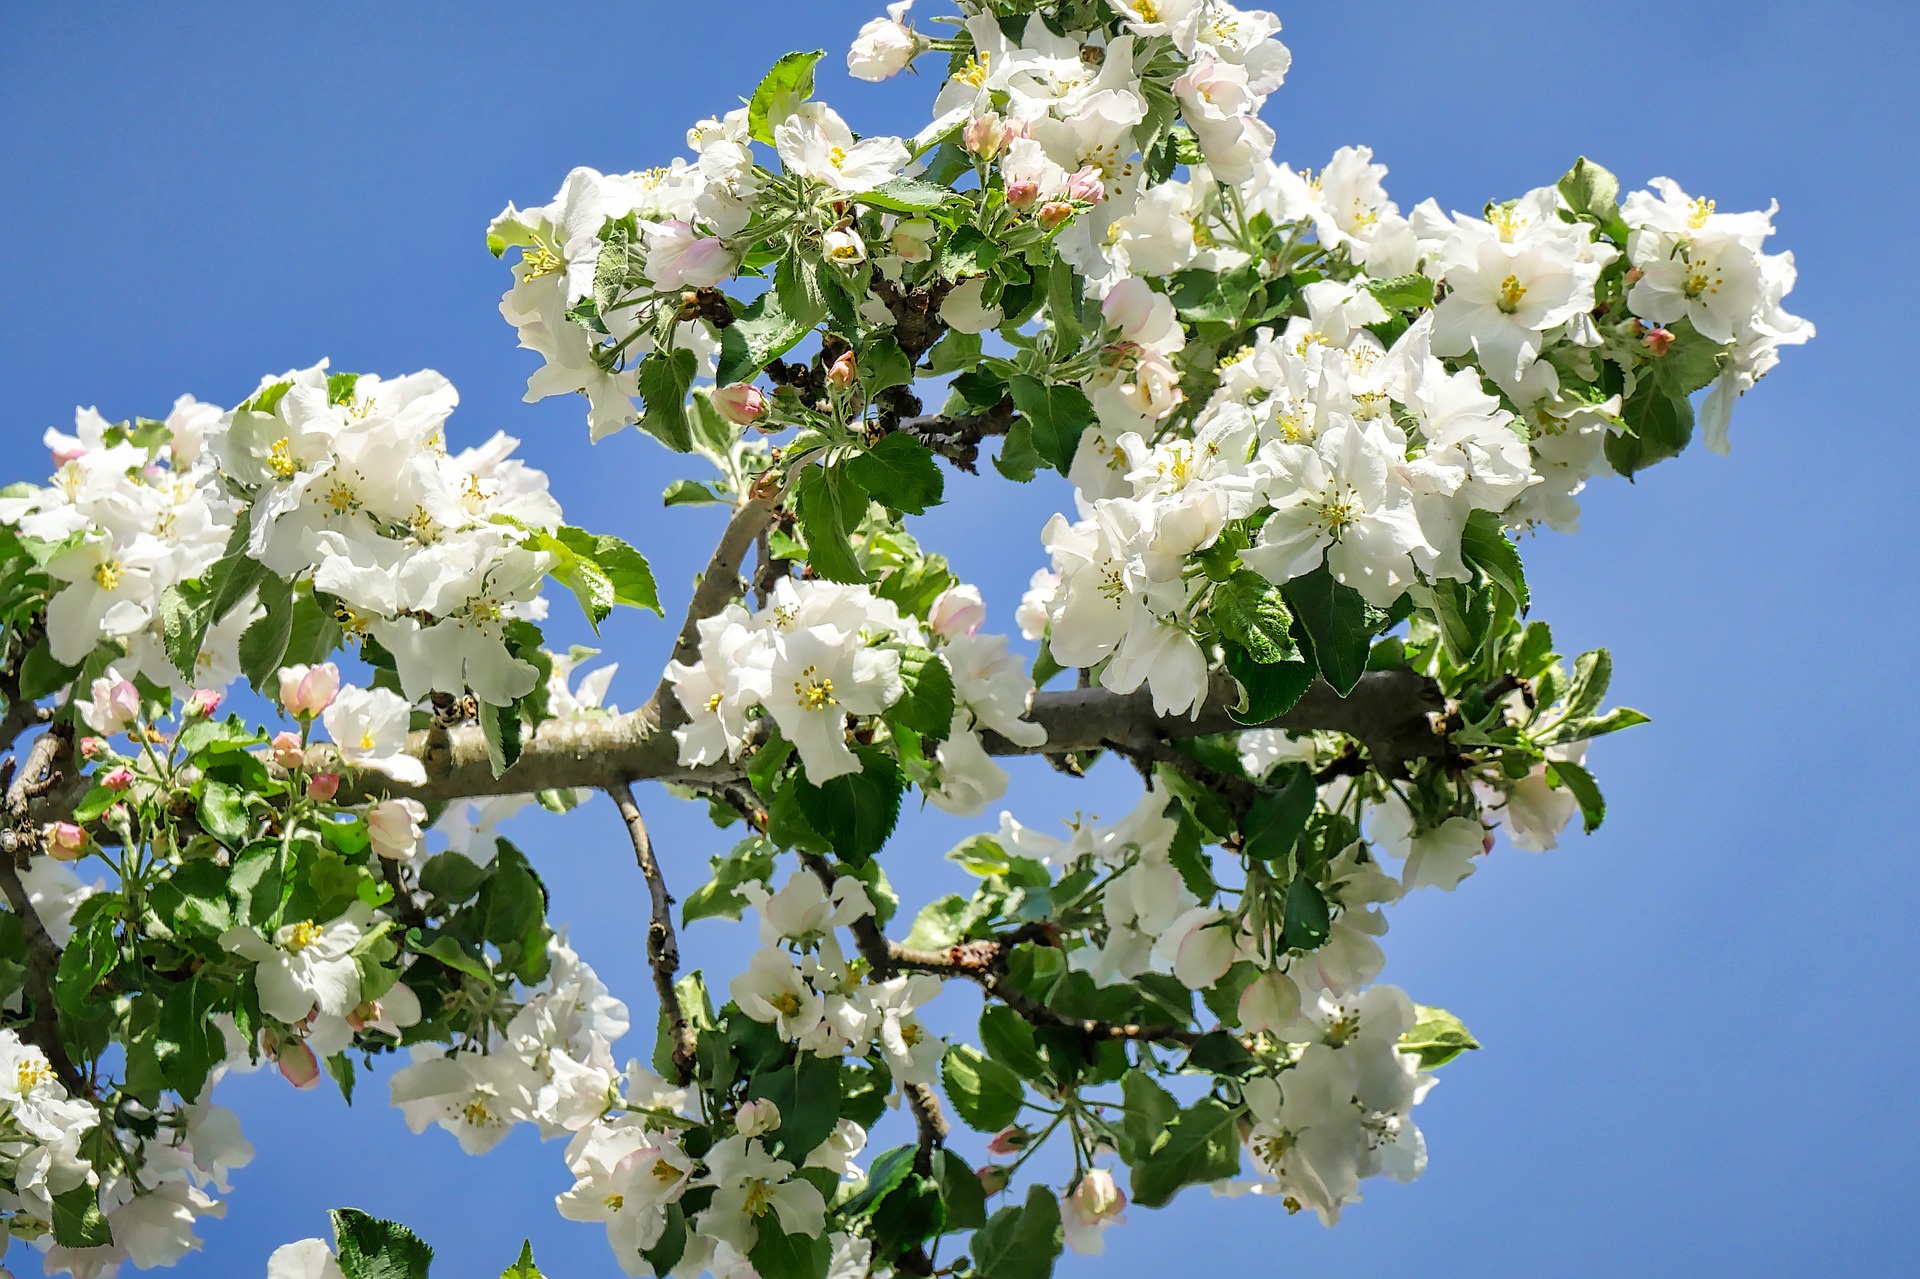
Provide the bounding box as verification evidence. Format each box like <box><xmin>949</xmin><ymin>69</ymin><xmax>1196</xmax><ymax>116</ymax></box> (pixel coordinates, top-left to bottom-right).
<box><xmin>3</xmin><ymin>2</ymin><xmax>1912</xmax><ymax>1274</ymax></box>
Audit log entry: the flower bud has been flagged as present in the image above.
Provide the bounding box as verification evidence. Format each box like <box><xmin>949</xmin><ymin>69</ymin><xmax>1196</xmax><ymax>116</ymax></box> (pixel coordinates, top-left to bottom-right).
<box><xmin>1005</xmin><ymin>179</ymin><xmax>1041</xmax><ymax>210</ymax></box>
<box><xmin>963</xmin><ymin>111</ymin><xmax>1010</xmax><ymax>159</ymax></box>
<box><xmin>1624</xmin><ymin>266</ymin><xmax>1645</xmax><ymax>285</ymax></box>
<box><xmin>1237</xmin><ymin>970</ymin><xmax>1302</xmax><ymax>1035</ymax></box>
<box><xmin>1036</xmin><ymin>201</ymin><xmax>1075</xmax><ymax>230</ymax></box>
<box><xmin>1642</xmin><ymin>326</ymin><xmax>1675</xmax><ymax>356</ymax></box>
<box><xmin>713</xmin><ymin>383</ymin><xmax>768</xmax><ymax>426</ymax></box>
<box><xmin>278</xmin><ymin>663</ymin><xmax>341</xmax><ymax>719</ymax></box>
<box><xmin>367</xmin><ymin>798</ymin><xmax>427</xmax><ymax>860</ymax></box>
<box><xmin>43</xmin><ymin>822</ymin><xmax>87</xmax><ymax>861</ymax></box>
<box><xmin>977</xmin><ymin>1164</ymin><xmax>1013</xmax><ymax>1196</ymax></box>
<box><xmin>847</xmin><ymin>8</ymin><xmax>918</xmax><ymax>82</ymax></box>
<box><xmin>80</xmin><ymin>677</ymin><xmax>141</xmax><ymax>737</ymax></box>
<box><xmin>307</xmin><ymin>772</ymin><xmax>341</xmax><ymax>803</ymax></box>
<box><xmin>827</xmin><ymin>351</ymin><xmax>858</xmax><ymax>390</ymax></box>
<box><xmin>276</xmin><ymin>1038</ymin><xmax>320</xmax><ymax>1089</ymax></box>
<box><xmin>270</xmin><ymin>731</ymin><xmax>305</xmax><ymax>770</ymax></box>
<box><xmin>927</xmin><ymin>584</ymin><xmax>986</xmax><ymax>639</ymax></box>
<box><xmin>101</xmin><ymin>766</ymin><xmax>134</xmax><ymax>792</ymax></box>
<box><xmin>1065</xmin><ymin>167</ymin><xmax>1107</xmax><ymax>203</ymax></box>
<box><xmin>986</xmin><ymin>1126</ymin><xmax>1029</xmax><ymax>1156</ymax></box>
<box><xmin>735</xmin><ymin>1097</ymin><xmax>781</xmax><ymax>1137</ymax></box>
<box><xmin>79</xmin><ymin>736</ymin><xmax>106</xmax><ymax>760</ymax></box>
<box><xmin>1067</xmin><ymin>1168</ymin><xmax>1127</xmax><ymax>1223</ymax></box>
<box><xmin>184</xmin><ymin>688</ymin><xmax>222</xmax><ymax>720</ymax></box>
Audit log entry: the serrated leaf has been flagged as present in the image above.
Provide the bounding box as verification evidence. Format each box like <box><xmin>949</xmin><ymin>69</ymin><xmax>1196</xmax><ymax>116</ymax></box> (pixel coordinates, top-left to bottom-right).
<box><xmin>793</xmin><ymin>466</ymin><xmax>870</xmax><ymax>584</ymax></box>
<box><xmin>1210</xmin><ymin>572</ymin><xmax>1296</xmax><ymax>664</ymax></box>
<box><xmin>500</xmin><ymin>1240</ymin><xmax>544</xmax><ymax>1279</ymax></box>
<box><xmin>1242</xmin><ymin>765</ymin><xmax>1315</xmax><ymax>862</ymax></box>
<box><xmin>237</xmin><ymin>572</ymin><xmax>296</xmax><ymax>691</ymax></box>
<box><xmin>1607</xmin><ymin>380</ymin><xmax>1693</xmax><ymax>477</ymax></box>
<box><xmin>845</xmin><ymin>435</ymin><xmax>944</xmax><ymax>516</ymax></box>
<box><xmin>1223</xmin><ymin>645</ymin><xmax>1314</xmax><ymax>725</ymax></box>
<box><xmin>1281</xmin><ymin>568</ymin><xmax>1372</xmax><ymax>696</ymax></box>
<box><xmin>332</xmin><ymin>1207</ymin><xmax>435</xmax><ymax>1279</ymax></box>
<box><xmin>858</xmin><ymin>177</ymin><xmax>954</xmax><ymax>214</ymax></box>
<box><xmin>51</xmin><ymin>1184</ymin><xmax>111</xmax><ymax>1249</ymax></box>
<box><xmin>941</xmin><ymin>1043</ymin><xmax>1024</xmax><ymax>1131</ymax></box>
<box><xmin>1367</xmin><ymin>273</ymin><xmax>1436</xmax><ymax>311</ymax></box>
<box><xmin>1127</xmin><ymin>1098</ymin><xmax>1243</xmax><ymax>1209</ymax></box>
<box><xmin>638</xmin><ymin>349</ymin><xmax>696</xmax><ymax>453</ymax></box>
<box><xmin>1459</xmin><ymin>510</ymin><xmax>1528</xmax><ymax>611</ymax></box>
<box><xmin>1546</xmin><ymin>758</ymin><xmax>1605</xmax><ymax>832</ymax></box>
<box><xmin>793</xmin><ymin>747</ymin><xmax>902</xmax><ymax>863</ymax></box>
<box><xmin>479</xmin><ymin>699</ymin><xmax>522</xmax><ymax>777</ymax></box>
<box><xmin>1007</xmin><ymin>374</ymin><xmax>1096</xmax><ymax>475</ymax></box>
<box><xmin>716</xmin><ymin>289</ymin><xmax>813</xmax><ymax>386</ymax></box>
<box><xmin>970</xmin><ymin>1187</ymin><xmax>1063</xmax><ymax>1279</ymax></box>
<box><xmin>887</xmin><ymin>647</ymin><xmax>955</xmax><ymax>740</ymax></box>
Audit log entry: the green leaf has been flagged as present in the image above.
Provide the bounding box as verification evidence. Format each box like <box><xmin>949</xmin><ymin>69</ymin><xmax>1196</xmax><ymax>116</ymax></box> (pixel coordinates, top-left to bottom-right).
<box><xmin>941</xmin><ymin>1043</ymin><xmax>1024</xmax><ymax>1131</ymax></box>
<box><xmin>793</xmin><ymin>747</ymin><xmax>903</xmax><ymax>863</ymax></box>
<box><xmin>938</xmin><ymin>225</ymin><xmax>1000</xmax><ymax>280</ymax></box>
<box><xmin>1557</xmin><ymin>157</ymin><xmax>1624</xmax><ymax>232</ymax></box>
<box><xmin>842</xmin><ymin>1145</ymin><xmax>917</xmax><ymax>1217</ymax></box>
<box><xmin>1459</xmin><ymin>510</ymin><xmax>1529</xmax><ymax>612</ymax></box>
<box><xmin>1210</xmin><ymin>572</ymin><xmax>1297</xmax><ymax>664</ymax></box>
<box><xmin>845</xmin><ymin>435</ymin><xmax>944</xmax><ymax>515</ymax></box>
<box><xmin>51</xmin><ymin>1184</ymin><xmax>112</xmax><ymax>1249</ymax></box>
<box><xmin>887</xmin><ymin>647</ymin><xmax>955</xmax><ymax>740</ymax></box>
<box><xmin>500</xmin><ymin>1240</ymin><xmax>544</xmax><ymax>1279</ymax></box>
<box><xmin>716</xmin><ymin>289</ymin><xmax>813</xmax><ymax>386</ymax></box>
<box><xmin>539</xmin><ymin>526</ymin><xmax>662</xmax><ymax>627</ymax></box>
<box><xmin>479</xmin><ymin>699</ymin><xmax>522</xmax><ymax>777</ymax></box>
<box><xmin>970</xmin><ymin>1186</ymin><xmax>1064</xmax><ymax>1279</ymax></box>
<box><xmin>682</xmin><ymin>836</ymin><xmax>778</xmax><ymax>925</ymax></box>
<box><xmin>793</xmin><ymin>466</ymin><xmax>870</xmax><ymax>584</ymax></box>
<box><xmin>637</xmin><ymin>349</ymin><xmax>696</xmax><ymax>453</ymax></box>
<box><xmin>870</xmin><ymin>1173</ymin><xmax>946</xmax><ymax>1260</ymax></box>
<box><xmin>773</xmin><ymin>252</ymin><xmax>829</xmax><ymax>328</ymax></box>
<box><xmin>196</xmin><ymin>778</ymin><xmax>251</xmax><ymax>846</ymax></box>
<box><xmin>978</xmin><ymin>1004</ymin><xmax>1048</xmax><ymax>1083</ymax></box>
<box><xmin>748</xmin><ymin>1222</ymin><xmax>829</xmax><ymax>1279</ymax></box>
<box><xmin>747</xmin><ymin>49</ymin><xmax>825</xmax><ymax>145</ymax></box>
<box><xmin>1281</xmin><ymin>876</ymin><xmax>1331</xmax><ymax>951</ymax></box>
<box><xmin>1561</xmin><ymin>649</ymin><xmax>1613</xmax><ymax>724</ymax></box>
<box><xmin>332</xmin><ymin>1207</ymin><xmax>435</xmax><ymax>1279</ymax></box>
<box><xmin>1401</xmin><ymin>1005</ymin><xmax>1481</xmax><ymax>1068</ymax></box>
<box><xmin>1546</xmin><ymin>758</ymin><xmax>1606</xmax><ymax>832</ymax></box>
<box><xmin>1575</xmin><ymin>705</ymin><xmax>1651</xmax><ymax>739</ymax></box>
<box><xmin>858</xmin><ymin>177</ymin><xmax>955</xmax><ymax>214</ymax></box>
<box><xmin>1607</xmin><ymin>380</ymin><xmax>1693</xmax><ymax>478</ymax></box>
<box><xmin>1282</xmin><ymin>568</ymin><xmax>1372</xmax><ymax>696</ymax></box>
<box><xmin>1128</xmin><ymin>1098</ymin><xmax>1243</xmax><ymax>1209</ymax></box>
<box><xmin>1223</xmin><ymin>645</ymin><xmax>1313</xmax><ymax>725</ymax></box>
<box><xmin>993</xmin><ymin>418</ymin><xmax>1042</xmax><ymax>482</ymax></box>
<box><xmin>237</xmin><ymin>572</ymin><xmax>296</xmax><ymax>691</ymax></box>
<box><xmin>662</xmin><ymin>479</ymin><xmax>723</xmax><ymax>506</ymax></box>
<box><xmin>747</xmin><ymin>1054</ymin><xmax>842</xmax><ymax>1159</ymax></box>
<box><xmin>56</xmin><ymin>901</ymin><xmax>118</xmax><ymax>1015</ymax></box>
<box><xmin>1366</xmin><ymin>273</ymin><xmax>1436</xmax><ymax>311</ymax></box>
<box><xmin>1008</xmin><ymin>374</ymin><xmax>1096</xmax><ymax>475</ymax></box>
<box><xmin>1242</xmin><ymin>765</ymin><xmax>1316</xmax><ymax>862</ymax></box>
<box><xmin>934</xmin><ymin>1148</ymin><xmax>988</xmax><ymax>1232</ymax></box>
<box><xmin>591</xmin><ymin>224</ymin><xmax>631</xmax><ymax>317</ymax></box>
<box><xmin>1646</xmin><ymin>317</ymin><xmax>1729</xmax><ymax>398</ymax></box>
<box><xmin>158</xmin><ymin>580</ymin><xmax>218</xmax><ymax>683</ymax></box>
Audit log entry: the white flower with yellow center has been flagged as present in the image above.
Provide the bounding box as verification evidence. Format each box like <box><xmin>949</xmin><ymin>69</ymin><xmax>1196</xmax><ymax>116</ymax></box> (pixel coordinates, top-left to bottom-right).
<box><xmin>321</xmin><ymin>684</ymin><xmax>426</xmax><ymax>786</ymax></box>
<box><xmin>773</xmin><ymin>103</ymin><xmax>909</xmax><ymax>195</ymax></box>
<box><xmin>695</xmin><ymin>1135</ymin><xmax>828</xmax><ymax>1255</ymax></box>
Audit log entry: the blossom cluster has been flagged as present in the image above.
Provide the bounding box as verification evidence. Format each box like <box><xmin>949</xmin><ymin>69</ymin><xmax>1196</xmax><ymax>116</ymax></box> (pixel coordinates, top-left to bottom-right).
<box><xmin>667</xmin><ymin>577</ymin><xmax>1044</xmax><ymax>812</ymax></box>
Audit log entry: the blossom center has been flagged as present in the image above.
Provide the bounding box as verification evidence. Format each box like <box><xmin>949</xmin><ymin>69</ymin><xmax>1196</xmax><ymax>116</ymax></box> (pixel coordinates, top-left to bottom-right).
<box><xmin>285</xmin><ymin>920</ymin><xmax>323</xmax><ymax>952</ymax></box>
<box><xmin>15</xmin><ymin>1058</ymin><xmax>54</xmax><ymax>1093</ymax></box>
<box><xmin>521</xmin><ymin>245</ymin><xmax>564</xmax><ymax>279</ymax></box>
<box><xmin>793</xmin><ymin>665</ymin><xmax>836</xmax><ymax>711</ymax></box>
<box><xmin>92</xmin><ymin>559</ymin><xmax>123</xmax><ymax>591</ymax></box>
<box><xmin>268</xmin><ymin>437</ymin><xmax>298</xmax><ymax>478</ymax></box>
<box><xmin>326</xmin><ymin>481</ymin><xmax>359</xmax><ymax>514</ymax></box>
<box><xmin>741</xmin><ymin>1178</ymin><xmax>775</xmax><ymax>1218</ymax></box>
<box><xmin>1687</xmin><ymin>196</ymin><xmax>1716</xmax><ymax>229</ymax></box>
<box><xmin>828</xmin><ymin>145</ymin><xmax>848</xmax><ymax>169</ymax></box>
<box><xmin>1495</xmin><ymin>274</ymin><xmax>1528</xmax><ymax>314</ymax></box>
<box><xmin>769</xmin><ymin>991</ymin><xmax>803</xmax><ymax>1017</ymax></box>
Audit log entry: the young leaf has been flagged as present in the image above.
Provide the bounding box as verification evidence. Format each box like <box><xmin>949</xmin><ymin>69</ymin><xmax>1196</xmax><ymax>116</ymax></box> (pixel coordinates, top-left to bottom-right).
<box><xmin>793</xmin><ymin>747</ymin><xmax>904</xmax><ymax>863</ymax></box>
<box><xmin>970</xmin><ymin>1186</ymin><xmax>1064</xmax><ymax>1279</ymax></box>
<box><xmin>1127</xmin><ymin>1098</ymin><xmax>1243</xmax><ymax>1209</ymax></box>
<box><xmin>500</xmin><ymin>1241</ymin><xmax>545</xmax><ymax>1279</ymax></box>
<box><xmin>1282</xmin><ymin>568</ymin><xmax>1373</xmax><ymax>695</ymax></box>
<box><xmin>747</xmin><ymin>49</ymin><xmax>825</xmax><ymax>145</ymax></box>
<box><xmin>331</xmin><ymin>1207</ymin><xmax>435</xmax><ymax>1279</ymax></box>
<box><xmin>1242</xmin><ymin>765</ymin><xmax>1316</xmax><ymax>862</ymax></box>
<box><xmin>1546</xmin><ymin>758</ymin><xmax>1606</xmax><ymax>832</ymax></box>
<box><xmin>1401</xmin><ymin>1005</ymin><xmax>1481</xmax><ymax>1068</ymax></box>
<box><xmin>845</xmin><ymin>435</ymin><xmax>944</xmax><ymax>515</ymax></box>
<box><xmin>638</xmin><ymin>350</ymin><xmax>697</xmax><ymax>453</ymax></box>
<box><xmin>1459</xmin><ymin>510</ymin><xmax>1529</xmax><ymax>612</ymax></box>
<box><xmin>716</xmin><ymin>290</ymin><xmax>813</xmax><ymax>386</ymax></box>
<box><xmin>51</xmin><ymin>1184</ymin><xmax>112</xmax><ymax>1249</ymax></box>
<box><xmin>940</xmin><ymin>1043</ymin><xmax>1025</xmax><ymax>1131</ymax></box>
<box><xmin>794</xmin><ymin>466</ymin><xmax>870</xmax><ymax>584</ymax></box>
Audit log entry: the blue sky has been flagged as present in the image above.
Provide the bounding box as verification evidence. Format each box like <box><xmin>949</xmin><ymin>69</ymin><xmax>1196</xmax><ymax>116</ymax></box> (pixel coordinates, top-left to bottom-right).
<box><xmin>3</xmin><ymin>1</ymin><xmax>1915</xmax><ymax>1274</ymax></box>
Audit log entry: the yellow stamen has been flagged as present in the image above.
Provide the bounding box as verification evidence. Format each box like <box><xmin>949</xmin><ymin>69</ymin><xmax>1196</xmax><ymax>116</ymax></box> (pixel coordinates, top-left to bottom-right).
<box><xmin>1687</xmin><ymin>196</ymin><xmax>1716</xmax><ymax>229</ymax></box>
<box><xmin>285</xmin><ymin>920</ymin><xmax>323</xmax><ymax>952</ymax></box>
<box><xmin>267</xmin><ymin>437</ymin><xmax>297</xmax><ymax>478</ymax></box>
<box><xmin>92</xmin><ymin>560</ymin><xmax>123</xmax><ymax>591</ymax></box>
<box><xmin>15</xmin><ymin>1058</ymin><xmax>54</xmax><ymax>1093</ymax></box>
<box><xmin>793</xmin><ymin>665</ymin><xmax>836</xmax><ymax>711</ymax></box>
<box><xmin>520</xmin><ymin>245</ymin><xmax>564</xmax><ymax>279</ymax></box>
<box><xmin>1496</xmin><ymin>274</ymin><xmax>1528</xmax><ymax>314</ymax></box>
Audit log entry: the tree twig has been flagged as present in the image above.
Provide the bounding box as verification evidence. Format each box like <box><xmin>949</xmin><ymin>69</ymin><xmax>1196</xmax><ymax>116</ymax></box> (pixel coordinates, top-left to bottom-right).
<box><xmin>609</xmin><ymin>782</ymin><xmax>696</xmax><ymax>1084</ymax></box>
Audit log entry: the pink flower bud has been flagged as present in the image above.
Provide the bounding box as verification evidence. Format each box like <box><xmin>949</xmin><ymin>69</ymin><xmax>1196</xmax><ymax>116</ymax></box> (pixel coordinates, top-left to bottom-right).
<box><xmin>928</xmin><ymin>585</ymin><xmax>986</xmax><ymax>639</ymax></box>
<box><xmin>1642</xmin><ymin>326</ymin><xmax>1675</xmax><ymax>356</ymax></box>
<box><xmin>963</xmin><ymin>112</ymin><xmax>1010</xmax><ymax>159</ymax></box>
<box><xmin>184</xmin><ymin>688</ymin><xmax>222</xmax><ymax>719</ymax></box>
<box><xmin>986</xmin><ymin>1126</ymin><xmax>1029</xmax><ymax>1156</ymax></box>
<box><xmin>1005</xmin><ymin>179</ymin><xmax>1041</xmax><ymax>210</ymax></box>
<box><xmin>827</xmin><ymin>351</ymin><xmax>858</xmax><ymax>390</ymax></box>
<box><xmin>276</xmin><ymin>1038</ymin><xmax>320</xmax><ymax>1089</ymax></box>
<box><xmin>1065</xmin><ymin>167</ymin><xmax>1106</xmax><ymax>203</ymax></box>
<box><xmin>307</xmin><ymin>772</ymin><xmax>341</xmax><ymax>803</ymax></box>
<box><xmin>278</xmin><ymin>663</ymin><xmax>340</xmax><ymax>719</ymax></box>
<box><xmin>43</xmin><ymin>822</ymin><xmax>87</xmax><ymax>861</ymax></box>
<box><xmin>713</xmin><ymin>383</ymin><xmax>768</xmax><ymax>426</ymax></box>
<box><xmin>270</xmin><ymin>731</ymin><xmax>305</xmax><ymax>770</ymax></box>
<box><xmin>1066</xmin><ymin>1168</ymin><xmax>1127</xmax><ymax>1224</ymax></box>
<box><xmin>366</xmin><ymin>798</ymin><xmax>426</xmax><ymax>860</ymax></box>
<box><xmin>1036</xmin><ymin>201</ymin><xmax>1075</xmax><ymax>231</ymax></box>
<box><xmin>79</xmin><ymin>736</ymin><xmax>105</xmax><ymax>760</ymax></box>
<box><xmin>101</xmin><ymin>767</ymin><xmax>134</xmax><ymax>792</ymax></box>
<box><xmin>80</xmin><ymin>677</ymin><xmax>141</xmax><ymax>736</ymax></box>
<box><xmin>977</xmin><ymin>1164</ymin><xmax>1013</xmax><ymax>1196</ymax></box>
<box><xmin>735</xmin><ymin>1098</ymin><xmax>781</xmax><ymax>1137</ymax></box>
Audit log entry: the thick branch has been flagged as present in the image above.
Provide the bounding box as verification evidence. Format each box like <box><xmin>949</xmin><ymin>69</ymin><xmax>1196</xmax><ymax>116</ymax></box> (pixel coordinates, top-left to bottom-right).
<box><xmin>312</xmin><ymin>666</ymin><xmax>1446</xmax><ymax>808</ymax></box>
<box><xmin>610</xmin><ymin>782</ymin><xmax>696</xmax><ymax>1083</ymax></box>
<box><xmin>0</xmin><ymin>726</ymin><xmax>86</xmax><ymax>1096</ymax></box>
